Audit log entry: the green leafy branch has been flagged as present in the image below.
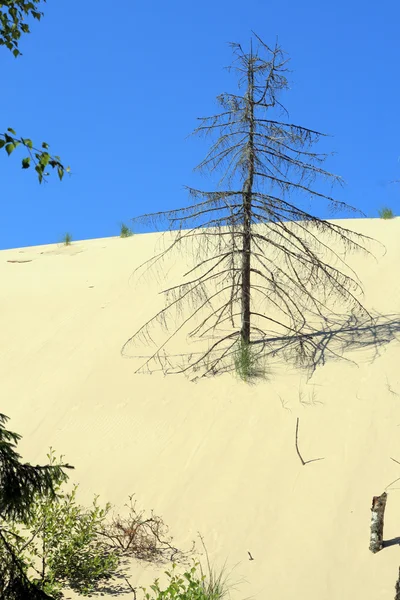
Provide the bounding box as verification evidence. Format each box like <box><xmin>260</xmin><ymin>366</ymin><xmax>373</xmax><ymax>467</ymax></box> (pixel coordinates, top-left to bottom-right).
<box><xmin>0</xmin><ymin>0</ymin><xmax>45</xmax><ymax>57</ymax></box>
<box><xmin>0</xmin><ymin>128</ymin><xmax>70</xmax><ymax>183</ymax></box>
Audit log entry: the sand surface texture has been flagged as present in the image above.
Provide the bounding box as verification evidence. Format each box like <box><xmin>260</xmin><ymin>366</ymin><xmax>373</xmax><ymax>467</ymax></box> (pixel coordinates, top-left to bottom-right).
<box><xmin>1</xmin><ymin>218</ymin><xmax>400</xmax><ymax>599</ymax></box>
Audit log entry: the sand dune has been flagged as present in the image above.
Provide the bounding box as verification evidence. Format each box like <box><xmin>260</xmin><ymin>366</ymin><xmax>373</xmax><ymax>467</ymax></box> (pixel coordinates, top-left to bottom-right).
<box><xmin>1</xmin><ymin>218</ymin><xmax>400</xmax><ymax>599</ymax></box>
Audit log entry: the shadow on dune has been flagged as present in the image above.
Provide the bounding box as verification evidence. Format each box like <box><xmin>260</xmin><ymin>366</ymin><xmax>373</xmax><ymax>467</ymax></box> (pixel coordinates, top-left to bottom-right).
<box><xmin>125</xmin><ymin>312</ymin><xmax>400</xmax><ymax>380</ymax></box>
<box><xmin>251</xmin><ymin>312</ymin><xmax>400</xmax><ymax>378</ymax></box>
<box><xmin>383</xmin><ymin>537</ymin><xmax>400</xmax><ymax>549</ymax></box>
<box><xmin>82</xmin><ymin>559</ymin><xmax>133</xmax><ymax>597</ymax></box>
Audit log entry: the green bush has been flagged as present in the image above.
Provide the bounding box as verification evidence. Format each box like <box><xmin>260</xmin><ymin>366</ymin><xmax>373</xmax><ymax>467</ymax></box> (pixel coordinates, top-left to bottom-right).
<box><xmin>378</xmin><ymin>206</ymin><xmax>395</xmax><ymax>219</ymax></box>
<box><xmin>120</xmin><ymin>223</ymin><xmax>134</xmax><ymax>238</ymax></box>
<box><xmin>142</xmin><ymin>560</ymin><xmax>230</xmax><ymax>600</ymax></box>
<box><xmin>0</xmin><ymin>413</ymin><xmax>73</xmax><ymax>600</ymax></box>
<box><xmin>13</xmin><ymin>449</ymin><xmax>119</xmax><ymax>598</ymax></box>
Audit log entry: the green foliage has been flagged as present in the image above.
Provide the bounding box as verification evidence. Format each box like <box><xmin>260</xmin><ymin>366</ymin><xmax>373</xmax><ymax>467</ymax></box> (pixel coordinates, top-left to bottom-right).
<box><xmin>142</xmin><ymin>560</ymin><xmax>229</xmax><ymax>600</ymax></box>
<box><xmin>0</xmin><ymin>414</ymin><xmax>73</xmax><ymax>599</ymax></box>
<box><xmin>0</xmin><ymin>414</ymin><xmax>72</xmax><ymax>522</ymax></box>
<box><xmin>0</xmin><ymin>130</ymin><xmax>70</xmax><ymax>183</ymax></box>
<box><xmin>120</xmin><ymin>222</ymin><xmax>134</xmax><ymax>238</ymax></box>
<box><xmin>0</xmin><ymin>414</ymin><xmax>179</xmax><ymax>600</ymax></box>
<box><xmin>378</xmin><ymin>206</ymin><xmax>395</xmax><ymax>219</ymax></box>
<box><xmin>0</xmin><ymin>2</ymin><xmax>70</xmax><ymax>182</ymax></box>
<box><xmin>0</xmin><ymin>0</ymin><xmax>44</xmax><ymax>57</ymax></box>
<box><xmin>233</xmin><ymin>338</ymin><xmax>264</xmax><ymax>382</ymax></box>
<box><xmin>61</xmin><ymin>232</ymin><xmax>72</xmax><ymax>246</ymax></box>
<box><xmin>28</xmin><ymin>451</ymin><xmax>118</xmax><ymax>597</ymax></box>
<box><xmin>5</xmin><ymin>449</ymin><xmax>119</xmax><ymax>598</ymax></box>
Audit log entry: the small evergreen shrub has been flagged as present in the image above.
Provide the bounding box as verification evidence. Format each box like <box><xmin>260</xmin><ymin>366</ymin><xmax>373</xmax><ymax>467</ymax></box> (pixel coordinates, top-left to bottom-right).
<box><xmin>62</xmin><ymin>232</ymin><xmax>72</xmax><ymax>245</ymax></box>
<box><xmin>120</xmin><ymin>223</ymin><xmax>134</xmax><ymax>237</ymax></box>
<box><xmin>378</xmin><ymin>207</ymin><xmax>395</xmax><ymax>219</ymax></box>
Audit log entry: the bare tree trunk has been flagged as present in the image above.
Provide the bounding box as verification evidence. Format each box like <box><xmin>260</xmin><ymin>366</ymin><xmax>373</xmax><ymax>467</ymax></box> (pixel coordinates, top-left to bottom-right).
<box><xmin>241</xmin><ymin>185</ymin><xmax>252</xmax><ymax>345</ymax></box>
<box><xmin>240</xmin><ymin>54</ymin><xmax>255</xmax><ymax>346</ymax></box>
<box><xmin>369</xmin><ymin>492</ymin><xmax>387</xmax><ymax>553</ymax></box>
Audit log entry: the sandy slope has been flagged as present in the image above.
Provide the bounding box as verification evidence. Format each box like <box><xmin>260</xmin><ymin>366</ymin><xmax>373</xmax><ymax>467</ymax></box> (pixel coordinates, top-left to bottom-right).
<box><xmin>1</xmin><ymin>218</ymin><xmax>400</xmax><ymax>599</ymax></box>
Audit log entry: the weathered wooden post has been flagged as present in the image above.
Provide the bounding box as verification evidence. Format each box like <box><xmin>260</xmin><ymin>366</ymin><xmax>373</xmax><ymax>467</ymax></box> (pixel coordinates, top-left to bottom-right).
<box><xmin>369</xmin><ymin>492</ymin><xmax>387</xmax><ymax>553</ymax></box>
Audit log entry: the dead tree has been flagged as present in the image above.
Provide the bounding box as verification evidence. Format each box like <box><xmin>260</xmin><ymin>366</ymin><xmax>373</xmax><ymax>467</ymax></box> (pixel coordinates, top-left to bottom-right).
<box><xmin>122</xmin><ymin>33</ymin><xmax>378</xmax><ymax>380</ymax></box>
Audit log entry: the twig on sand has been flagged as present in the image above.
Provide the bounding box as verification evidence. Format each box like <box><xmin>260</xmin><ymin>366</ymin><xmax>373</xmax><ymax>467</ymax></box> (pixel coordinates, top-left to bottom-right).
<box><xmin>123</xmin><ymin>576</ymin><xmax>137</xmax><ymax>600</ymax></box>
<box><xmin>385</xmin><ymin>459</ymin><xmax>400</xmax><ymax>491</ymax></box>
<box><xmin>369</xmin><ymin>492</ymin><xmax>387</xmax><ymax>553</ymax></box>
<box><xmin>386</xmin><ymin>377</ymin><xmax>399</xmax><ymax>398</ymax></box>
<box><xmin>295</xmin><ymin>417</ymin><xmax>325</xmax><ymax>466</ymax></box>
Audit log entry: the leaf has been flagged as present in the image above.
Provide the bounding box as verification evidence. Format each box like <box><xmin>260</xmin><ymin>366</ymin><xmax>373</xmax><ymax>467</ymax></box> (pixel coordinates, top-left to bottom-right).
<box><xmin>58</xmin><ymin>167</ymin><xmax>64</xmax><ymax>181</ymax></box>
<box><xmin>22</xmin><ymin>157</ymin><xmax>31</xmax><ymax>169</ymax></box>
<box><xmin>35</xmin><ymin>164</ymin><xmax>44</xmax><ymax>183</ymax></box>
<box><xmin>42</xmin><ymin>142</ymin><xmax>49</xmax><ymax>149</ymax></box>
<box><xmin>5</xmin><ymin>143</ymin><xmax>15</xmax><ymax>156</ymax></box>
<box><xmin>21</xmin><ymin>138</ymin><xmax>33</xmax><ymax>149</ymax></box>
<box><xmin>40</xmin><ymin>152</ymin><xmax>50</xmax><ymax>167</ymax></box>
<box><xmin>0</xmin><ymin>140</ymin><xmax>5</xmax><ymax>149</ymax></box>
<box><xmin>7</xmin><ymin>128</ymin><xmax>16</xmax><ymax>135</ymax></box>
<box><xmin>12</xmin><ymin>48</ymin><xmax>19</xmax><ymax>57</ymax></box>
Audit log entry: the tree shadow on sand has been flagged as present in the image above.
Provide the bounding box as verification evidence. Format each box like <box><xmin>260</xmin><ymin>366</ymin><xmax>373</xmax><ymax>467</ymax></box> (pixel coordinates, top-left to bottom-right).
<box><xmin>250</xmin><ymin>311</ymin><xmax>400</xmax><ymax>379</ymax></box>
<box><xmin>382</xmin><ymin>537</ymin><xmax>400</xmax><ymax>549</ymax></box>
<box><xmin>125</xmin><ymin>311</ymin><xmax>400</xmax><ymax>381</ymax></box>
<box><xmin>65</xmin><ymin>558</ymin><xmax>135</xmax><ymax>598</ymax></box>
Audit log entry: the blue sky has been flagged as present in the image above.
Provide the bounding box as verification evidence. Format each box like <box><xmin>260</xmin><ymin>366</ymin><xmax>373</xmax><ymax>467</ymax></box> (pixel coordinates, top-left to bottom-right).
<box><xmin>1</xmin><ymin>0</ymin><xmax>399</xmax><ymax>250</ymax></box>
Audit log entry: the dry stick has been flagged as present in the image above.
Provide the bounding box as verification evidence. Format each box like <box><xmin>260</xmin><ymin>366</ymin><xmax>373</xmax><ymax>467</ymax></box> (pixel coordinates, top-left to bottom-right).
<box><xmin>385</xmin><ymin>476</ymin><xmax>400</xmax><ymax>491</ymax></box>
<box><xmin>369</xmin><ymin>492</ymin><xmax>387</xmax><ymax>553</ymax></box>
<box><xmin>295</xmin><ymin>417</ymin><xmax>305</xmax><ymax>465</ymax></box>
<box><xmin>295</xmin><ymin>417</ymin><xmax>325</xmax><ymax>466</ymax></box>
<box><xmin>385</xmin><ymin>459</ymin><xmax>400</xmax><ymax>491</ymax></box>
<box><xmin>123</xmin><ymin>576</ymin><xmax>137</xmax><ymax>600</ymax></box>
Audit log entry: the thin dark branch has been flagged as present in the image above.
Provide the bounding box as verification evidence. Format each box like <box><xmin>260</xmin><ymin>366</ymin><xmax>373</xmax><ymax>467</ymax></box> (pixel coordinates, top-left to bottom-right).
<box><xmin>295</xmin><ymin>417</ymin><xmax>325</xmax><ymax>466</ymax></box>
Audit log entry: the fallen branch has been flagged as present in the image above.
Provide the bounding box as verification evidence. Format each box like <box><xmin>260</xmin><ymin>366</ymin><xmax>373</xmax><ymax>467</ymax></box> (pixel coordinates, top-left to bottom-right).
<box><xmin>369</xmin><ymin>492</ymin><xmax>387</xmax><ymax>553</ymax></box>
<box><xmin>7</xmin><ymin>260</ymin><xmax>32</xmax><ymax>264</ymax></box>
<box><xmin>295</xmin><ymin>417</ymin><xmax>325</xmax><ymax>466</ymax></box>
